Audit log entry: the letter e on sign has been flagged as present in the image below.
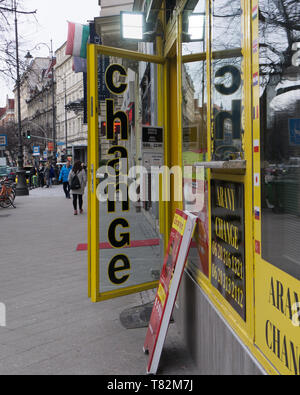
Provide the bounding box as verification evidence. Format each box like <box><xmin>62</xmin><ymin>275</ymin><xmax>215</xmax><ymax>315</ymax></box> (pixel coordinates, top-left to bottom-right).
<box><xmin>108</xmin><ymin>255</ymin><xmax>131</xmax><ymax>285</ymax></box>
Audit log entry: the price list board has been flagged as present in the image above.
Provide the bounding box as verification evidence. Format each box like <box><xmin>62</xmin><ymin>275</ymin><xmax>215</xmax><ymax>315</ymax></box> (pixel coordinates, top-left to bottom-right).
<box><xmin>211</xmin><ymin>180</ymin><xmax>246</xmax><ymax>321</ymax></box>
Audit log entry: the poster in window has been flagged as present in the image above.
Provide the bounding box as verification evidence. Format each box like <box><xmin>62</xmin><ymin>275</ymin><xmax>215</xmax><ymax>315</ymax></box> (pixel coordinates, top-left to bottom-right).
<box><xmin>211</xmin><ymin>179</ymin><xmax>246</xmax><ymax>320</ymax></box>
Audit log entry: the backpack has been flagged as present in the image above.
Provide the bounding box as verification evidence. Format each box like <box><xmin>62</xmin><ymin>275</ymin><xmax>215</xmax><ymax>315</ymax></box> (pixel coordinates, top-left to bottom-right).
<box><xmin>70</xmin><ymin>172</ymin><xmax>81</xmax><ymax>190</ymax></box>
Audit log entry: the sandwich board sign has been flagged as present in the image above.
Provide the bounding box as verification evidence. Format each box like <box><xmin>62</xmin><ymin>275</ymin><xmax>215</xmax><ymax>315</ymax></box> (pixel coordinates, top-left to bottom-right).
<box><xmin>143</xmin><ymin>209</ymin><xmax>197</xmax><ymax>374</ymax></box>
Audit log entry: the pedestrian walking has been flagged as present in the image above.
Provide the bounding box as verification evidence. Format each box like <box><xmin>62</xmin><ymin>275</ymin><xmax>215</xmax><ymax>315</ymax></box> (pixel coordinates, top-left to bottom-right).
<box><xmin>38</xmin><ymin>163</ymin><xmax>45</xmax><ymax>188</ymax></box>
<box><xmin>49</xmin><ymin>165</ymin><xmax>55</xmax><ymax>186</ymax></box>
<box><xmin>59</xmin><ymin>160</ymin><xmax>72</xmax><ymax>198</ymax></box>
<box><xmin>68</xmin><ymin>160</ymin><xmax>87</xmax><ymax>215</ymax></box>
<box><xmin>44</xmin><ymin>163</ymin><xmax>51</xmax><ymax>188</ymax></box>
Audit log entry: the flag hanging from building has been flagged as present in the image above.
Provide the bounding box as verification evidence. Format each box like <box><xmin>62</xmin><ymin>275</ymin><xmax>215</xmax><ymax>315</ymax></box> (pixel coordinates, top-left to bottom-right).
<box><xmin>66</xmin><ymin>22</ymin><xmax>90</xmax><ymax>58</ymax></box>
<box><xmin>73</xmin><ymin>56</ymin><xmax>87</xmax><ymax>73</ymax></box>
<box><xmin>44</xmin><ymin>57</ymin><xmax>56</xmax><ymax>79</ymax></box>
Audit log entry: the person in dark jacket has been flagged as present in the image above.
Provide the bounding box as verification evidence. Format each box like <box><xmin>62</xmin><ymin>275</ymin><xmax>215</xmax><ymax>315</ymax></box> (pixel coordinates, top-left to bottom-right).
<box><xmin>38</xmin><ymin>164</ymin><xmax>45</xmax><ymax>188</ymax></box>
<box><xmin>59</xmin><ymin>160</ymin><xmax>72</xmax><ymax>198</ymax></box>
<box><xmin>44</xmin><ymin>163</ymin><xmax>51</xmax><ymax>188</ymax></box>
<box><xmin>68</xmin><ymin>160</ymin><xmax>87</xmax><ymax>215</ymax></box>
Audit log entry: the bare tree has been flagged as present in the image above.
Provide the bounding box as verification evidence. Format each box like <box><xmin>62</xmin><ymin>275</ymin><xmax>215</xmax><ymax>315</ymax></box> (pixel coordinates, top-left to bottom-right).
<box><xmin>2</xmin><ymin>121</ymin><xmax>33</xmax><ymax>166</ymax></box>
<box><xmin>259</xmin><ymin>0</ymin><xmax>300</xmax><ymax>78</ymax></box>
<box><xmin>0</xmin><ymin>0</ymin><xmax>37</xmax><ymax>82</ymax></box>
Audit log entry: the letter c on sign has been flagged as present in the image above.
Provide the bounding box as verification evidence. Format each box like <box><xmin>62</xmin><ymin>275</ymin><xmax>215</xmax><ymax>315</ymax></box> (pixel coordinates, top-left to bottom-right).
<box><xmin>215</xmin><ymin>65</ymin><xmax>241</xmax><ymax>95</ymax></box>
<box><xmin>265</xmin><ymin>320</ymin><xmax>272</xmax><ymax>350</ymax></box>
<box><xmin>105</xmin><ymin>64</ymin><xmax>128</xmax><ymax>95</ymax></box>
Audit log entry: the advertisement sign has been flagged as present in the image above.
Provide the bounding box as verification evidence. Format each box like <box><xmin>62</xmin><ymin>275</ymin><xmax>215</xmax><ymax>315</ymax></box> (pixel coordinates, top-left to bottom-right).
<box><xmin>32</xmin><ymin>146</ymin><xmax>40</xmax><ymax>157</ymax></box>
<box><xmin>142</xmin><ymin>126</ymin><xmax>164</xmax><ymax>176</ymax></box>
<box><xmin>142</xmin><ymin>126</ymin><xmax>163</xmax><ymax>151</ymax></box>
<box><xmin>98</xmin><ymin>55</ymin><xmax>110</xmax><ymax>101</ymax></box>
<box><xmin>143</xmin><ymin>210</ymin><xmax>197</xmax><ymax>374</ymax></box>
<box><xmin>289</xmin><ymin>119</ymin><xmax>300</xmax><ymax>146</ymax></box>
<box><xmin>211</xmin><ymin>180</ymin><xmax>246</xmax><ymax>320</ymax></box>
<box><xmin>48</xmin><ymin>142</ymin><xmax>54</xmax><ymax>152</ymax></box>
<box><xmin>0</xmin><ymin>135</ymin><xmax>7</xmax><ymax>147</ymax></box>
<box><xmin>256</xmin><ymin>261</ymin><xmax>300</xmax><ymax>375</ymax></box>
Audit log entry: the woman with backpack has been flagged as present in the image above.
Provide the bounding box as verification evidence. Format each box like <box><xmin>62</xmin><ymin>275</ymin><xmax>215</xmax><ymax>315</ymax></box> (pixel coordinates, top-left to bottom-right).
<box><xmin>68</xmin><ymin>160</ymin><xmax>87</xmax><ymax>215</ymax></box>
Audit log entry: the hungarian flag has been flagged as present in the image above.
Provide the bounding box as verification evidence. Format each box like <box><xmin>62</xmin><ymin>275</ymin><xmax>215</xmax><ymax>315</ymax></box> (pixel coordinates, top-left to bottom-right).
<box><xmin>66</xmin><ymin>22</ymin><xmax>90</xmax><ymax>59</ymax></box>
<box><xmin>45</xmin><ymin>57</ymin><xmax>56</xmax><ymax>79</ymax></box>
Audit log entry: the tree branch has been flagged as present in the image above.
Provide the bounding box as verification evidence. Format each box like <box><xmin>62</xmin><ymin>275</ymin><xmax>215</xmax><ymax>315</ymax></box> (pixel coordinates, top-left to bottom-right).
<box><xmin>0</xmin><ymin>6</ymin><xmax>37</xmax><ymax>15</ymax></box>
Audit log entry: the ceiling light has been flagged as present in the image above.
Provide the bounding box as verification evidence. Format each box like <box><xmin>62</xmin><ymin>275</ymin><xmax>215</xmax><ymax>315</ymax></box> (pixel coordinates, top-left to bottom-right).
<box><xmin>188</xmin><ymin>14</ymin><xmax>205</xmax><ymax>41</ymax></box>
<box><xmin>121</xmin><ymin>12</ymin><xmax>144</xmax><ymax>40</ymax></box>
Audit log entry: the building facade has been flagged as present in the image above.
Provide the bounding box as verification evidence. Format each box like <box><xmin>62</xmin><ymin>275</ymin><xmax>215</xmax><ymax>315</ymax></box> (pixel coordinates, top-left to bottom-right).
<box><xmin>14</xmin><ymin>57</ymin><xmax>55</xmax><ymax>164</ymax></box>
<box><xmin>0</xmin><ymin>96</ymin><xmax>15</xmax><ymax>127</ymax></box>
<box><xmin>0</xmin><ymin>96</ymin><xmax>15</xmax><ymax>166</ymax></box>
<box><xmin>55</xmin><ymin>42</ymin><xmax>87</xmax><ymax>164</ymax></box>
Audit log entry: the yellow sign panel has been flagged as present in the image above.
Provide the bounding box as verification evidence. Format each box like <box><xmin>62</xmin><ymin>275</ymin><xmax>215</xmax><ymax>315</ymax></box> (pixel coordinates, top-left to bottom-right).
<box><xmin>256</xmin><ymin>260</ymin><xmax>300</xmax><ymax>375</ymax></box>
<box><xmin>172</xmin><ymin>213</ymin><xmax>187</xmax><ymax>236</ymax></box>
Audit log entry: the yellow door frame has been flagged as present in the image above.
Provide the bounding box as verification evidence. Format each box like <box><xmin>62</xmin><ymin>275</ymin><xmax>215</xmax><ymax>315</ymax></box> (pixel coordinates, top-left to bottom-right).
<box><xmin>87</xmin><ymin>43</ymin><xmax>170</xmax><ymax>303</ymax></box>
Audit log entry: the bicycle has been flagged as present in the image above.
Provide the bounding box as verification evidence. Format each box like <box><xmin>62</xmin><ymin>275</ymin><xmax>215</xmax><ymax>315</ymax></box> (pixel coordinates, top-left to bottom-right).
<box><xmin>0</xmin><ymin>180</ymin><xmax>16</xmax><ymax>208</ymax></box>
<box><xmin>2</xmin><ymin>177</ymin><xmax>16</xmax><ymax>198</ymax></box>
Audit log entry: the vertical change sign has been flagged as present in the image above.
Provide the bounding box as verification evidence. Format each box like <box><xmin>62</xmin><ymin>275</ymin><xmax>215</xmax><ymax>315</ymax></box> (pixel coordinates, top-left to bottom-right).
<box><xmin>143</xmin><ymin>210</ymin><xmax>197</xmax><ymax>375</ymax></box>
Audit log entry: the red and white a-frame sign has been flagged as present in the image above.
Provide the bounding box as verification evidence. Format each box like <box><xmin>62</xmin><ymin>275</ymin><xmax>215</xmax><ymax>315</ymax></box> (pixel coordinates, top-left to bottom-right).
<box><xmin>143</xmin><ymin>209</ymin><xmax>197</xmax><ymax>375</ymax></box>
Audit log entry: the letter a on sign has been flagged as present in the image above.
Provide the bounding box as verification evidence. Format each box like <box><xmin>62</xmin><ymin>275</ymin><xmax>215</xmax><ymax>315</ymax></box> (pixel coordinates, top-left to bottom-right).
<box><xmin>143</xmin><ymin>210</ymin><xmax>197</xmax><ymax>375</ymax></box>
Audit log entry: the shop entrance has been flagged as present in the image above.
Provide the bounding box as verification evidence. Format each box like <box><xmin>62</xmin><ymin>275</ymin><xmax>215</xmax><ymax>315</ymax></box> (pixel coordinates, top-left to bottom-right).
<box><xmin>87</xmin><ymin>43</ymin><xmax>168</xmax><ymax>302</ymax></box>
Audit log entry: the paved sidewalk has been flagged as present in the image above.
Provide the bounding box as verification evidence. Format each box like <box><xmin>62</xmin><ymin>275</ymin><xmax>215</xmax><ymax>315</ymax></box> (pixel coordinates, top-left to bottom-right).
<box><xmin>0</xmin><ymin>186</ymin><xmax>196</xmax><ymax>375</ymax></box>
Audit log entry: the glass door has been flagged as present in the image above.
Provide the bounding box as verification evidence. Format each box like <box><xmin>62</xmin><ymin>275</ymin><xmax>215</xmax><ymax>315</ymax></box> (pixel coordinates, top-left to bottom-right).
<box><xmin>87</xmin><ymin>43</ymin><xmax>167</xmax><ymax>302</ymax></box>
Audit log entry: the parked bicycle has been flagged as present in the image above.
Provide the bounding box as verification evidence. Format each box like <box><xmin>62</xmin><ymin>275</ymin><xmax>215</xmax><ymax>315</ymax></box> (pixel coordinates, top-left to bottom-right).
<box><xmin>0</xmin><ymin>178</ymin><xmax>16</xmax><ymax>208</ymax></box>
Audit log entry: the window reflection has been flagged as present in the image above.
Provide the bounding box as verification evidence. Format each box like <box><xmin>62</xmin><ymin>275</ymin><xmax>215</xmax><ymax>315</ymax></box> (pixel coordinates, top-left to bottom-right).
<box><xmin>182</xmin><ymin>0</ymin><xmax>206</xmax><ymax>54</ymax></box>
<box><xmin>211</xmin><ymin>0</ymin><xmax>243</xmax><ymax>160</ymax></box>
<box><xmin>182</xmin><ymin>1</ymin><xmax>209</xmax><ymax>278</ymax></box>
<box><xmin>260</xmin><ymin>0</ymin><xmax>300</xmax><ymax>280</ymax></box>
<box><xmin>182</xmin><ymin>60</ymin><xmax>209</xmax><ymax>278</ymax></box>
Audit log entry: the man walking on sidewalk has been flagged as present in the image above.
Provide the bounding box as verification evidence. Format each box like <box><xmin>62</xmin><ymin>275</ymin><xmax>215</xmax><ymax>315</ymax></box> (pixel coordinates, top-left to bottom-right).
<box><xmin>59</xmin><ymin>160</ymin><xmax>72</xmax><ymax>199</ymax></box>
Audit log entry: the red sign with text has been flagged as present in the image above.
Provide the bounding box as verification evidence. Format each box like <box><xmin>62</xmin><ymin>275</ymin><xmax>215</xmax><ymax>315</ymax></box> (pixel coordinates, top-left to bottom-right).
<box><xmin>143</xmin><ymin>210</ymin><xmax>197</xmax><ymax>374</ymax></box>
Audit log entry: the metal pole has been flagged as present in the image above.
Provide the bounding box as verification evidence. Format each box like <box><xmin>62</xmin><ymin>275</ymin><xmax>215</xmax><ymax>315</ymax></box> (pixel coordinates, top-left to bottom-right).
<box><xmin>51</xmin><ymin>40</ymin><xmax>57</xmax><ymax>164</ymax></box>
<box><xmin>14</xmin><ymin>0</ymin><xmax>29</xmax><ymax>196</ymax></box>
<box><xmin>64</xmin><ymin>79</ymin><xmax>68</xmax><ymax>158</ymax></box>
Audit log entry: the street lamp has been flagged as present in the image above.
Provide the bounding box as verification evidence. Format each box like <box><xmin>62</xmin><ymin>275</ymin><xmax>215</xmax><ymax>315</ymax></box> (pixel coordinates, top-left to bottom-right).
<box><xmin>14</xmin><ymin>0</ymin><xmax>28</xmax><ymax>196</ymax></box>
<box><xmin>55</xmin><ymin>75</ymin><xmax>68</xmax><ymax>161</ymax></box>
<box><xmin>25</xmin><ymin>41</ymin><xmax>57</xmax><ymax>165</ymax></box>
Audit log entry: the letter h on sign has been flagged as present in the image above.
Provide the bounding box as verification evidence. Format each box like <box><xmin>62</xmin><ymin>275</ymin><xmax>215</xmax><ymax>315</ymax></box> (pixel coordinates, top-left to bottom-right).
<box><xmin>105</xmin><ymin>64</ymin><xmax>129</xmax><ymax>141</ymax></box>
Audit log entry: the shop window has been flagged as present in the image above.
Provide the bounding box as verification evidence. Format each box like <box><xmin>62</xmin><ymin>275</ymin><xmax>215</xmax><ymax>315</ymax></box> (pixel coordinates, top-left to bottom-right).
<box><xmin>211</xmin><ymin>0</ymin><xmax>243</xmax><ymax>161</ymax></box>
<box><xmin>259</xmin><ymin>0</ymin><xmax>300</xmax><ymax>280</ymax></box>
<box><xmin>182</xmin><ymin>0</ymin><xmax>209</xmax><ymax>278</ymax></box>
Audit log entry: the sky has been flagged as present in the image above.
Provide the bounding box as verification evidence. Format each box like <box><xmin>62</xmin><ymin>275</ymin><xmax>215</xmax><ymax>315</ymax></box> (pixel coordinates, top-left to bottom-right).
<box><xmin>0</xmin><ymin>0</ymin><xmax>100</xmax><ymax>106</ymax></box>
